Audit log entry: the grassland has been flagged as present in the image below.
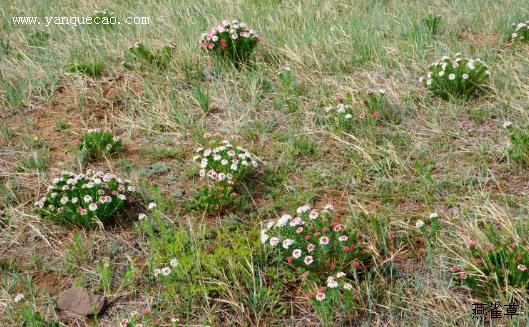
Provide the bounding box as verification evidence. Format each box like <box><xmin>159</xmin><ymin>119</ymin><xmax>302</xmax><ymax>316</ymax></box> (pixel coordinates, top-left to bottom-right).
<box><xmin>1</xmin><ymin>0</ymin><xmax>529</xmax><ymax>326</ymax></box>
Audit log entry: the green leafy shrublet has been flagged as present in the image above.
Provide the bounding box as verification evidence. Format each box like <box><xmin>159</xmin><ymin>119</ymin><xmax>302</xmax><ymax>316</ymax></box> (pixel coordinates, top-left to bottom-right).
<box><xmin>420</xmin><ymin>54</ymin><xmax>490</xmax><ymax>100</ymax></box>
<box><xmin>450</xmin><ymin>237</ymin><xmax>529</xmax><ymax>297</ymax></box>
<box><xmin>35</xmin><ymin>170</ymin><xmax>137</xmax><ymax>227</ymax></box>
<box><xmin>201</xmin><ymin>19</ymin><xmax>260</xmax><ymax>65</ymax></box>
<box><xmin>67</xmin><ymin>60</ymin><xmax>105</xmax><ymax>77</ymax></box>
<box><xmin>505</xmin><ymin>123</ymin><xmax>529</xmax><ymax>166</ymax></box>
<box><xmin>124</xmin><ymin>42</ymin><xmax>176</xmax><ymax>70</ymax></box>
<box><xmin>422</xmin><ymin>14</ymin><xmax>442</xmax><ymax>35</ymax></box>
<box><xmin>78</xmin><ymin>129</ymin><xmax>122</xmax><ymax>163</ymax></box>
<box><xmin>511</xmin><ymin>21</ymin><xmax>529</xmax><ymax>43</ymax></box>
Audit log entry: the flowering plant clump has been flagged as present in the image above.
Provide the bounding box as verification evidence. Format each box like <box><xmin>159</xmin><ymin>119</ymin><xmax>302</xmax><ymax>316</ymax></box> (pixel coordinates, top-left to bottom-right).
<box><xmin>78</xmin><ymin>129</ymin><xmax>122</xmax><ymax>163</ymax></box>
<box><xmin>34</xmin><ymin>170</ymin><xmax>136</xmax><ymax>227</ymax></box>
<box><xmin>193</xmin><ymin>135</ymin><xmax>261</xmax><ymax>184</ymax></box>
<box><xmin>308</xmin><ymin>272</ymin><xmax>354</xmax><ymax>303</ymax></box>
<box><xmin>261</xmin><ymin>204</ymin><xmax>371</xmax><ymax>275</ymax></box>
<box><xmin>420</xmin><ymin>54</ymin><xmax>491</xmax><ymax>100</ymax></box>
<box><xmin>201</xmin><ymin>19</ymin><xmax>260</xmax><ymax>64</ymax></box>
<box><xmin>360</xmin><ymin>89</ymin><xmax>387</xmax><ymax>113</ymax></box>
<box><xmin>324</xmin><ymin>89</ymin><xmax>392</xmax><ymax>130</ymax></box>
<box><xmin>306</xmin><ymin>272</ymin><xmax>356</xmax><ymax>324</ymax></box>
<box><xmin>511</xmin><ymin>21</ymin><xmax>529</xmax><ymax>43</ymax></box>
<box><xmin>123</xmin><ymin>42</ymin><xmax>176</xmax><ymax>70</ymax></box>
<box><xmin>450</xmin><ymin>239</ymin><xmax>529</xmax><ymax>296</ymax></box>
<box><xmin>191</xmin><ymin>134</ymin><xmax>261</xmax><ymax>211</ymax></box>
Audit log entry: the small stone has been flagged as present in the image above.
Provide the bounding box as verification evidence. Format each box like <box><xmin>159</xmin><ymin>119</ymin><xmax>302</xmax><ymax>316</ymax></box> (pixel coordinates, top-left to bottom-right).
<box><xmin>203</xmin><ymin>69</ymin><xmax>215</xmax><ymax>81</ymax></box>
<box><xmin>57</xmin><ymin>287</ymin><xmax>105</xmax><ymax>316</ymax></box>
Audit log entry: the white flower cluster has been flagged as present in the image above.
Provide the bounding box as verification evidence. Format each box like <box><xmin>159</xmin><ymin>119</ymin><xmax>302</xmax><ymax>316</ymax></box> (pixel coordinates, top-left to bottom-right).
<box><xmin>511</xmin><ymin>21</ymin><xmax>529</xmax><ymax>42</ymax></box>
<box><xmin>84</xmin><ymin>128</ymin><xmax>120</xmax><ymax>142</ymax></box>
<box><xmin>311</xmin><ymin>272</ymin><xmax>353</xmax><ymax>302</ymax></box>
<box><xmin>261</xmin><ymin>204</ymin><xmax>335</xmax><ymax>244</ymax></box>
<box><xmin>260</xmin><ymin>204</ymin><xmax>337</xmax><ymax>268</ymax></box>
<box><xmin>324</xmin><ymin>103</ymin><xmax>358</xmax><ymax>120</ymax></box>
<box><xmin>327</xmin><ymin>272</ymin><xmax>352</xmax><ymax>290</ymax></box>
<box><xmin>153</xmin><ymin>258</ymin><xmax>179</xmax><ymax>277</ymax></box>
<box><xmin>92</xmin><ymin>9</ymin><xmax>115</xmax><ymax>17</ymax></box>
<box><xmin>193</xmin><ymin>139</ymin><xmax>261</xmax><ymax>184</ymax></box>
<box><xmin>201</xmin><ymin>19</ymin><xmax>259</xmax><ymax>50</ymax></box>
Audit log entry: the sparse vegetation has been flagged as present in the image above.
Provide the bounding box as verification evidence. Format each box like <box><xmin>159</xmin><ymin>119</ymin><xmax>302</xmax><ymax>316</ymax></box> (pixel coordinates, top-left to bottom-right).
<box><xmin>123</xmin><ymin>42</ymin><xmax>176</xmax><ymax>70</ymax></box>
<box><xmin>2</xmin><ymin>1</ymin><xmax>529</xmax><ymax>326</ymax></box>
<box><xmin>506</xmin><ymin>123</ymin><xmax>529</xmax><ymax>166</ymax></box>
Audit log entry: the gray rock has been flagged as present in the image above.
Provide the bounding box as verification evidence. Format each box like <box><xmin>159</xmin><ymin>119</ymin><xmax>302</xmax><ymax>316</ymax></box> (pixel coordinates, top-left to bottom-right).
<box><xmin>57</xmin><ymin>287</ymin><xmax>105</xmax><ymax>316</ymax></box>
<box><xmin>203</xmin><ymin>69</ymin><xmax>215</xmax><ymax>81</ymax></box>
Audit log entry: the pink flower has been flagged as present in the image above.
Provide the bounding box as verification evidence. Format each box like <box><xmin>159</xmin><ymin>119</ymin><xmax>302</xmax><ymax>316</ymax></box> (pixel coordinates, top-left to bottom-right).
<box><xmin>333</xmin><ymin>224</ymin><xmax>342</xmax><ymax>232</ymax></box>
<box><xmin>120</xmin><ymin>319</ymin><xmax>129</xmax><ymax>327</ymax></box>
<box><xmin>307</xmin><ymin>244</ymin><xmax>315</xmax><ymax>252</ymax></box>
<box><xmin>286</xmin><ymin>256</ymin><xmax>293</xmax><ymax>263</ymax></box>
<box><xmin>315</xmin><ymin>292</ymin><xmax>325</xmax><ymax>301</ymax></box>
<box><xmin>207</xmin><ymin>43</ymin><xmax>214</xmax><ymax>49</ymax></box>
<box><xmin>14</xmin><ymin>293</ymin><xmax>24</xmax><ymax>303</ymax></box>
<box><xmin>338</xmin><ymin>235</ymin><xmax>348</xmax><ymax>242</ymax></box>
<box><xmin>307</xmin><ymin>292</ymin><xmax>315</xmax><ymax>299</ymax></box>
<box><xmin>468</xmin><ymin>241</ymin><xmax>476</xmax><ymax>249</ymax></box>
<box><xmin>292</xmin><ymin>249</ymin><xmax>302</xmax><ymax>259</ymax></box>
<box><xmin>343</xmin><ymin>246</ymin><xmax>350</xmax><ymax>252</ymax></box>
<box><xmin>322</xmin><ymin>227</ymin><xmax>328</xmax><ymax>233</ymax></box>
<box><xmin>282</xmin><ymin>239</ymin><xmax>294</xmax><ymax>249</ymax></box>
<box><xmin>304</xmin><ymin>235</ymin><xmax>311</xmax><ymax>241</ymax></box>
<box><xmin>304</xmin><ymin>256</ymin><xmax>313</xmax><ymax>265</ymax></box>
<box><xmin>475</xmin><ymin>258</ymin><xmax>483</xmax><ymax>264</ymax></box>
<box><xmin>296</xmin><ymin>227</ymin><xmax>304</xmax><ymax>234</ymax></box>
<box><xmin>352</xmin><ymin>261</ymin><xmax>360</xmax><ymax>268</ymax></box>
<box><xmin>449</xmin><ymin>265</ymin><xmax>460</xmax><ymax>273</ymax></box>
<box><xmin>319</xmin><ymin>236</ymin><xmax>329</xmax><ymax>245</ymax></box>
<box><xmin>289</xmin><ymin>217</ymin><xmax>303</xmax><ymax>226</ymax></box>
<box><xmin>517</xmin><ymin>264</ymin><xmax>528</xmax><ymax>272</ymax></box>
<box><xmin>459</xmin><ymin>271</ymin><xmax>468</xmax><ymax>280</ymax></box>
